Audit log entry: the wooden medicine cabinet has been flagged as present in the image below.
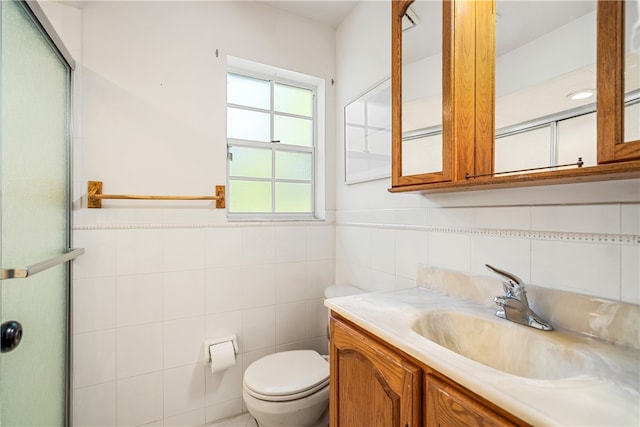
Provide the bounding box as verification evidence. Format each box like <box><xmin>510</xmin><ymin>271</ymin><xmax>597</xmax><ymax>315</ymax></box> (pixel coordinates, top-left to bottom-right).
<box><xmin>390</xmin><ymin>0</ymin><xmax>640</xmax><ymax>193</ymax></box>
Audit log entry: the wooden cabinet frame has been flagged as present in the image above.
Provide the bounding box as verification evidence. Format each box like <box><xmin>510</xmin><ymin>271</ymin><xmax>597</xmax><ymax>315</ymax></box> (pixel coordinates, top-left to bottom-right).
<box><xmin>330</xmin><ymin>315</ymin><xmax>422</xmax><ymax>427</ymax></box>
<box><xmin>598</xmin><ymin>0</ymin><xmax>640</xmax><ymax>163</ymax></box>
<box><xmin>391</xmin><ymin>0</ymin><xmax>453</xmax><ymax>186</ymax></box>
<box><xmin>391</xmin><ymin>0</ymin><xmax>640</xmax><ymax>193</ymax></box>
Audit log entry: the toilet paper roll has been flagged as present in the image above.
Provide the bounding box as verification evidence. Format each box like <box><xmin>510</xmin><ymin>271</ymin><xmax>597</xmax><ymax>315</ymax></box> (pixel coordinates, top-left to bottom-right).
<box><xmin>209</xmin><ymin>341</ymin><xmax>236</xmax><ymax>374</ymax></box>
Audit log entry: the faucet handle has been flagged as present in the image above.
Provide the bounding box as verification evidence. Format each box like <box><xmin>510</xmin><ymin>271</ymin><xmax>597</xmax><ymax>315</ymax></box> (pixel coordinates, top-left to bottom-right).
<box><xmin>485</xmin><ymin>264</ymin><xmax>525</xmax><ymax>288</ymax></box>
<box><xmin>485</xmin><ymin>264</ymin><xmax>526</xmax><ymax>299</ymax></box>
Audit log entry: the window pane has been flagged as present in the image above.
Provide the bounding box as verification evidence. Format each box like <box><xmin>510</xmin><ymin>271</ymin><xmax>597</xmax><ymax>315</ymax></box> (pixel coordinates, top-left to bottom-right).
<box><xmin>557</xmin><ymin>112</ymin><xmax>596</xmax><ymax>168</ymax></box>
<box><xmin>275</xmin><ymin>151</ymin><xmax>312</xmax><ymax>180</ymax></box>
<box><xmin>229</xmin><ymin>146</ymin><xmax>272</xmax><ymax>178</ymax></box>
<box><xmin>274</xmin><ymin>115</ymin><xmax>312</xmax><ymax>146</ymax></box>
<box><xmin>275</xmin><ymin>182</ymin><xmax>312</xmax><ymax>213</ymax></box>
<box><xmin>228</xmin><ymin>73</ymin><xmax>270</xmax><ymax>109</ymax></box>
<box><xmin>495</xmin><ymin>126</ymin><xmax>551</xmax><ymax>174</ymax></box>
<box><xmin>229</xmin><ymin>180</ymin><xmax>271</xmax><ymax>212</ymax></box>
<box><xmin>227</xmin><ymin>107</ymin><xmax>270</xmax><ymax>142</ymax></box>
<box><xmin>274</xmin><ymin>83</ymin><xmax>312</xmax><ymax>117</ymax></box>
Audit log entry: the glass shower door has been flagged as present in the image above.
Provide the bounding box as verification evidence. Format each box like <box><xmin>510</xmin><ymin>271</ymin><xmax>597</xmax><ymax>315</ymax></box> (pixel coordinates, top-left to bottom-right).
<box><xmin>0</xmin><ymin>1</ymin><xmax>73</xmax><ymax>425</ymax></box>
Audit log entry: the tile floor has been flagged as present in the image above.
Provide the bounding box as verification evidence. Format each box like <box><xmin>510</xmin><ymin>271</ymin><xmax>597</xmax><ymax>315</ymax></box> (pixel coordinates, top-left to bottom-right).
<box><xmin>207</xmin><ymin>413</ymin><xmax>258</xmax><ymax>427</ymax></box>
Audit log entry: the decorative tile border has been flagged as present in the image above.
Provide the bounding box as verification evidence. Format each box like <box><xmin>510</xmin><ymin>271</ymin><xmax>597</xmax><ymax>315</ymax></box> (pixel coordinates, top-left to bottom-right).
<box><xmin>72</xmin><ymin>220</ymin><xmax>330</xmax><ymax>231</ymax></box>
<box><xmin>73</xmin><ymin>220</ymin><xmax>639</xmax><ymax>246</ymax></box>
<box><xmin>337</xmin><ymin>221</ymin><xmax>640</xmax><ymax>246</ymax></box>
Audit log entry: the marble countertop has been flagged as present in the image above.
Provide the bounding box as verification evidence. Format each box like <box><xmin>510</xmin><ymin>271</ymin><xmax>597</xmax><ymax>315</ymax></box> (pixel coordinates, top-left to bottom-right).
<box><xmin>325</xmin><ymin>287</ymin><xmax>640</xmax><ymax>426</ymax></box>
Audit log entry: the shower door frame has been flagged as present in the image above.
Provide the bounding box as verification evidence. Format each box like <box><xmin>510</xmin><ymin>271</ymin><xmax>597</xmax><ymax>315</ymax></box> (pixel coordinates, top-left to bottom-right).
<box><xmin>0</xmin><ymin>1</ymin><xmax>77</xmax><ymax>425</ymax></box>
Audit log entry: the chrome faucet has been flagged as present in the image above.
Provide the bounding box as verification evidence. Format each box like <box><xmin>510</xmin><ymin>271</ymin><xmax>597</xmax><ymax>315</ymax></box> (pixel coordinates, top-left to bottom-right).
<box><xmin>485</xmin><ymin>264</ymin><xmax>553</xmax><ymax>331</ymax></box>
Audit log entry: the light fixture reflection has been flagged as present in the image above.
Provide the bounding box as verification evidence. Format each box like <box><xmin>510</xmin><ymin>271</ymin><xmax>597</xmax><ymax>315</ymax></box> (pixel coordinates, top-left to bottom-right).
<box><xmin>567</xmin><ymin>89</ymin><xmax>595</xmax><ymax>101</ymax></box>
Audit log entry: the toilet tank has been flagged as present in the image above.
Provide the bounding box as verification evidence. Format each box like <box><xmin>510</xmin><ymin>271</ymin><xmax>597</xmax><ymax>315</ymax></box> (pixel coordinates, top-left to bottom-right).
<box><xmin>324</xmin><ymin>285</ymin><xmax>366</xmax><ymax>340</ymax></box>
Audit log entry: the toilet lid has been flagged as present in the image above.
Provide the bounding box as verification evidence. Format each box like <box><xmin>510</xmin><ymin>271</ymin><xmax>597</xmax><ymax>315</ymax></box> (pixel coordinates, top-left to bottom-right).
<box><xmin>243</xmin><ymin>350</ymin><xmax>329</xmax><ymax>401</ymax></box>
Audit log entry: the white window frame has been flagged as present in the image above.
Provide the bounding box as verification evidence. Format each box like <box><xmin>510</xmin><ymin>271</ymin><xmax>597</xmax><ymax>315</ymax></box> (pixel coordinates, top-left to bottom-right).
<box><xmin>226</xmin><ymin>56</ymin><xmax>326</xmax><ymax>221</ymax></box>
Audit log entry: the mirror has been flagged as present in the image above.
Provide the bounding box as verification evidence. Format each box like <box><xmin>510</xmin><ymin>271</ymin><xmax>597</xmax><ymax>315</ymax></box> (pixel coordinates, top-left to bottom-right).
<box><xmin>344</xmin><ymin>79</ymin><xmax>392</xmax><ymax>184</ymax></box>
<box><xmin>400</xmin><ymin>0</ymin><xmax>443</xmax><ymax>176</ymax></box>
<box><xmin>494</xmin><ymin>1</ymin><xmax>598</xmax><ymax>175</ymax></box>
<box><xmin>625</xmin><ymin>0</ymin><xmax>640</xmax><ymax>144</ymax></box>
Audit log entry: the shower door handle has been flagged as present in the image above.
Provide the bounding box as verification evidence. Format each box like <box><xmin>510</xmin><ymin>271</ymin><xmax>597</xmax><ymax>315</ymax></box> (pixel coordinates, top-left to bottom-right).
<box><xmin>0</xmin><ymin>248</ymin><xmax>85</xmax><ymax>281</ymax></box>
<box><xmin>1</xmin><ymin>320</ymin><xmax>23</xmax><ymax>353</ymax></box>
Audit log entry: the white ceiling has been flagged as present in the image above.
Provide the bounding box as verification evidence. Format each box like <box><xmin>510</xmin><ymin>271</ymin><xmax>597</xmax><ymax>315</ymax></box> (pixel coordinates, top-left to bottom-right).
<box><xmin>59</xmin><ymin>0</ymin><xmax>359</xmax><ymax>28</ymax></box>
<box><xmin>262</xmin><ymin>1</ymin><xmax>358</xmax><ymax>28</ymax></box>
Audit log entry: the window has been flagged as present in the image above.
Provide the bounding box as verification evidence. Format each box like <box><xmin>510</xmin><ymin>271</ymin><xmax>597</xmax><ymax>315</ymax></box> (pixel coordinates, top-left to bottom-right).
<box><xmin>227</xmin><ymin>65</ymin><xmax>319</xmax><ymax>219</ymax></box>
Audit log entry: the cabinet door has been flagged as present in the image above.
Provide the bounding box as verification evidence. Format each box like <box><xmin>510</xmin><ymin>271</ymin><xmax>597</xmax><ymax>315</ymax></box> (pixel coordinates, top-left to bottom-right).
<box><xmin>598</xmin><ymin>0</ymin><xmax>640</xmax><ymax>164</ymax></box>
<box><xmin>425</xmin><ymin>374</ymin><xmax>522</xmax><ymax>427</ymax></box>
<box><xmin>330</xmin><ymin>316</ymin><xmax>421</xmax><ymax>427</ymax></box>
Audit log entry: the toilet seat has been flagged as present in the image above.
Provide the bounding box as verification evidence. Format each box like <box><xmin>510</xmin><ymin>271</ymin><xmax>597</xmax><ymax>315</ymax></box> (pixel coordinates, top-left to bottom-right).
<box><xmin>244</xmin><ymin>350</ymin><xmax>329</xmax><ymax>402</ymax></box>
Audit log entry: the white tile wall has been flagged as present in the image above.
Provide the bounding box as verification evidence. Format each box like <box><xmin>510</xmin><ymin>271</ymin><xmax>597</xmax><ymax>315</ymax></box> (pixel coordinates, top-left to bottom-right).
<box><xmin>621</xmin><ymin>246</ymin><xmax>640</xmax><ymax>303</ymax></box>
<box><xmin>370</xmin><ymin>228</ymin><xmax>396</xmax><ymax>275</ymax></box>
<box><xmin>73</xmin><ymin>276</ymin><xmax>115</xmax><ymax>333</ymax></box>
<box><xmin>428</xmin><ymin>232</ymin><xmax>472</xmax><ymax>272</ymax></box>
<box><xmin>164</xmin><ymin>317</ymin><xmax>205</xmax><ymax>368</ymax></box>
<box><xmin>335</xmin><ymin>203</ymin><xmax>639</xmax><ymax>305</ymax></box>
<box><xmin>116</xmin><ymin>372</ymin><xmax>163</xmax><ymax>426</ymax></box>
<box><xmin>163</xmin><ymin>364</ymin><xmax>206</xmax><ymax>417</ymax></box>
<box><xmin>73</xmin><ymin>382</ymin><xmax>116</xmax><ymax>427</ymax></box>
<box><xmin>116</xmin><ymin>274</ymin><xmax>163</xmax><ymax>327</ymax></box>
<box><xmin>242</xmin><ymin>264</ymin><xmax>276</xmax><ymax>309</ymax></box>
<box><xmin>164</xmin><ymin>270</ymin><xmax>205</xmax><ymax>320</ymax></box>
<box><xmin>116</xmin><ymin>229</ymin><xmax>164</xmax><ymax>275</ymax></box>
<box><xmin>471</xmin><ymin>206</ymin><xmax>530</xmax><ymax>230</ymax></box>
<box><xmin>73</xmin><ymin>330</ymin><xmax>116</xmax><ymax>388</ymax></box>
<box><xmin>531</xmin><ymin>205</ymin><xmax>621</xmax><ymax>234</ymax></box>
<box><xmin>206</xmin><ymin>267</ymin><xmax>243</xmax><ymax>314</ymax></box>
<box><xmin>163</xmin><ymin>408</ymin><xmax>205</xmax><ymax>427</ymax></box>
<box><xmin>72</xmin><ymin>223</ymin><xmax>335</xmax><ymax>426</ymax></box>
<box><xmin>395</xmin><ymin>229</ymin><xmax>428</xmax><ymax>282</ymax></box>
<box><xmin>470</xmin><ymin>236</ymin><xmax>531</xmax><ymax>280</ymax></box>
<box><xmin>532</xmin><ymin>240</ymin><xmax>621</xmax><ymax>299</ymax></box>
<box><xmin>117</xmin><ymin>323</ymin><xmax>163</xmax><ymax>378</ymax></box>
<box><xmin>206</xmin><ymin>228</ymin><xmax>243</xmax><ymax>268</ymax></box>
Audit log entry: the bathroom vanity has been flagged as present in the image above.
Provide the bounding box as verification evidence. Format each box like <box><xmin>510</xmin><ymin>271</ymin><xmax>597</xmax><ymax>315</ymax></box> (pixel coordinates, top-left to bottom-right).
<box><xmin>326</xmin><ymin>267</ymin><xmax>640</xmax><ymax>427</ymax></box>
<box><xmin>330</xmin><ymin>314</ymin><xmax>524</xmax><ymax>426</ymax></box>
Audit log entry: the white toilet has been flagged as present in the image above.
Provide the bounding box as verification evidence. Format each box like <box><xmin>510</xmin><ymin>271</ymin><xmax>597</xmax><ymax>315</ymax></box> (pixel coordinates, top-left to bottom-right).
<box><xmin>242</xmin><ymin>285</ymin><xmax>365</xmax><ymax>427</ymax></box>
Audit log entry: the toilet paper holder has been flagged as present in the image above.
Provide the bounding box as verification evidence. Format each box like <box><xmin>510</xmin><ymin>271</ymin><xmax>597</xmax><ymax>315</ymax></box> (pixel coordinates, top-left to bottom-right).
<box><xmin>203</xmin><ymin>335</ymin><xmax>238</xmax><ymax>364</ymax></box>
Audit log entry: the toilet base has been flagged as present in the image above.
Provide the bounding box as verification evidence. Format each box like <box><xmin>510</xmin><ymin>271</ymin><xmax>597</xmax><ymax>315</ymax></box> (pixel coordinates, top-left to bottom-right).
<box><xmin>252</xmin><ymin>407</ymin><xmax>328</xmax><ymax>427</ymax></box>
<box><xmin>243</xmin><ymin>385</ymin><xmax>329</xmax><ymax>427</ymax></box>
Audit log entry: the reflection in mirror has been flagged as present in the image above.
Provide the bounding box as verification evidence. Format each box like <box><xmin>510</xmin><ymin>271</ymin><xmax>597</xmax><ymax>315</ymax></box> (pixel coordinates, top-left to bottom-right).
<box><xmin>344</xmin><ymin>79</ymin><xmax>392</xmax><ymax>183</ymax></box>
<box><xmin>401</xmin><ymin>0</ymin><xmax>442</xmax><ymax>176</ymax></box>
<box><xmin>495</xmin><ymin>1</ymin><xmax>597</xmax><ymax>174</ymax></box>
<box><xmin>626</xmin><ymin>0</ymin><xmax>640</xmax><ymax>143</ymax></box>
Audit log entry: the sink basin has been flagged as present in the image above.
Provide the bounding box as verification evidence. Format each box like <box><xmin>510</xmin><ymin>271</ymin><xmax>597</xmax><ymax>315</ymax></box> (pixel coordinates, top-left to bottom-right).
<box><xmin>411</xmin><ymin>310</ymin><xmax>589</xmax><ymax>380</ymax></box>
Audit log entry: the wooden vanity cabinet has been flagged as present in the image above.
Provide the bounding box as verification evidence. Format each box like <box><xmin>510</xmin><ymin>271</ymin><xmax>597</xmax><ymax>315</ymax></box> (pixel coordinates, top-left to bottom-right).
<box><xmin>425</xmin><ymin>372</ymin><xmax>519</xmax><ymax>427</ymax></box>
<box><xmin>330</xmin><ymin>314</ymin><xmax>528</xmax><ymax>427</ymax></box>
<box><xmin>329</xmin><ymin>314</ymin><xmax>422</xmax><ymax>427</ymax></box>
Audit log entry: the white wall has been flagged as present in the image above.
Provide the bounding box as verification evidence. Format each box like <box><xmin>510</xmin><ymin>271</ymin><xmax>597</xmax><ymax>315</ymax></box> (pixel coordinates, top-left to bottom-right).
<box><xmin>60</xmin><ymin>2</ymin><xmax>337</xmax><ymax>426</ymax></box>
<box><xmin>37</xmin><ymin>1</ymin><xmax>640</xmax><ymax>426</ymax></box>
<box><xmin>334</xmin><ymin>2</ymin><xmax>639</xmax><ymax>300</ymax></box>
